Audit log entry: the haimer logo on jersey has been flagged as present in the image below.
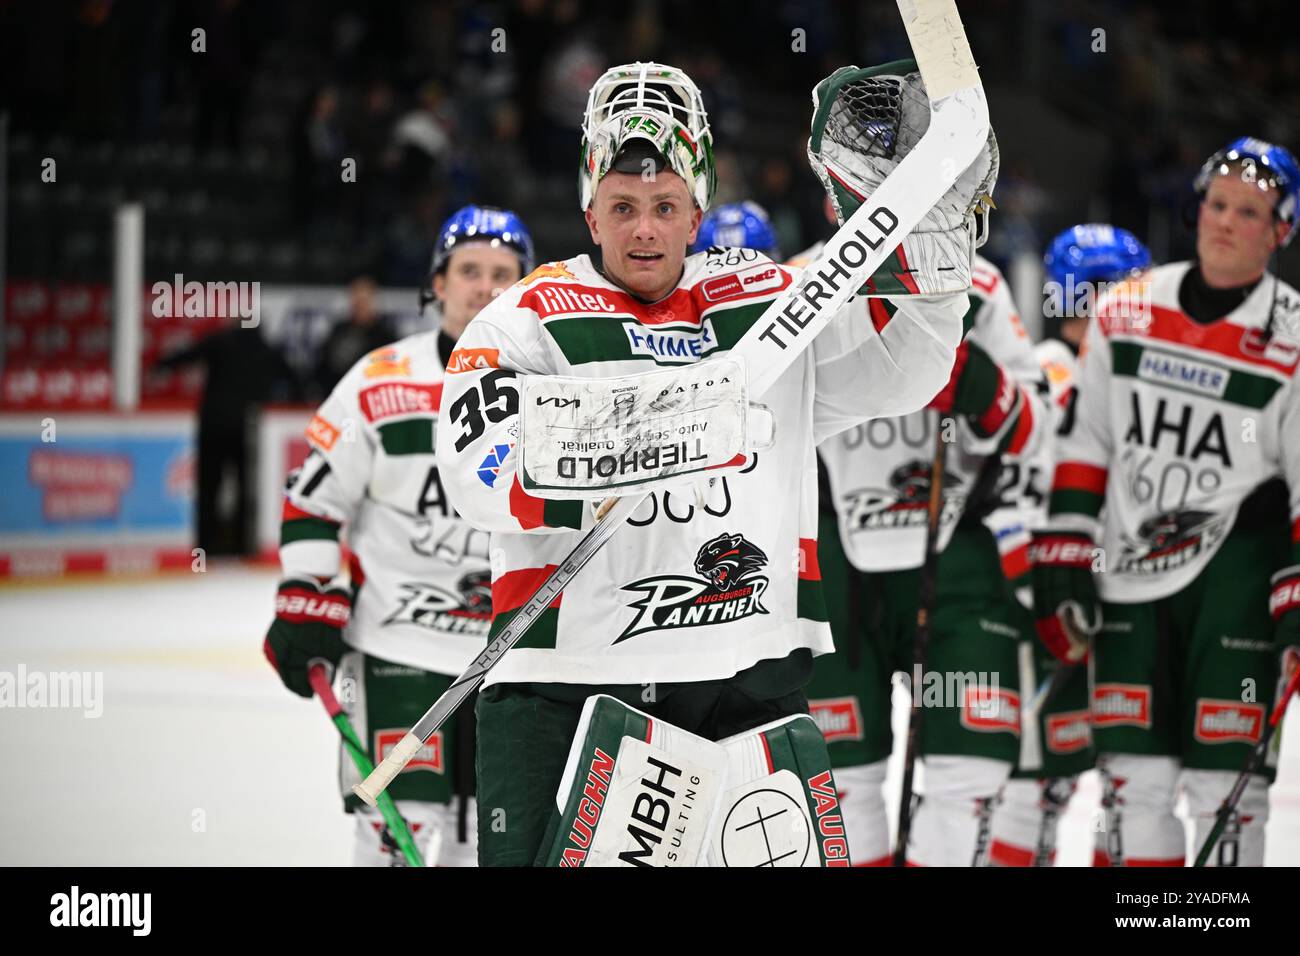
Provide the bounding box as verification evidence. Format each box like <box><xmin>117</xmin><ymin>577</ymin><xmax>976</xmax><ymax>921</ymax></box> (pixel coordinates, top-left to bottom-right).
<box><xmin>613</xmin><ymin>532</ymin><xmax>770</xmax><ymax>643</ymax></box>
<box><xmin>623</xmin><ymin>318</ymin><xmax>720</xmax><ymax>363</ymax></box>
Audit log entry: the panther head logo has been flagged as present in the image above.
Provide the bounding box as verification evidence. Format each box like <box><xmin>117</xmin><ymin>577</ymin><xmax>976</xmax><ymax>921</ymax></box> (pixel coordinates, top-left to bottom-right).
<box><xmin>458</xmin><ymin>570</ymin><xmax>493</xmax><ymax>615</ymax></box>
<box><xmin>694</xmin><ymin>532</ymin><xmax>768</xmax><ymax>592</ymax></box>
<box><xmin>1136</xmin><ymin>510</ymin><xmax>1216</xmax><ymax>551</ymax></box>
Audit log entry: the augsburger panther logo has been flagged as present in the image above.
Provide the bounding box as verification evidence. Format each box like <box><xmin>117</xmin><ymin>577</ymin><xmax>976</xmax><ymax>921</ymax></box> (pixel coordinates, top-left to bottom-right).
<box><xmin>613</xmin><ymin>532</ymin><xmax>770</xmax><ymax>643</ymax></box>
<box><xmin>841</xmin><ymin>459</ymin><xmax>964</xmax><ymax>532</ymax></box>
<box><xmin>381</xmin><ymin>571</ymin><xmax>492</xmax><ymax>634</ymax></box>
<box><xmin>1115</xmin><ymin>509</ymin><xmax>1224</xmax><ymax>575</ymax></box>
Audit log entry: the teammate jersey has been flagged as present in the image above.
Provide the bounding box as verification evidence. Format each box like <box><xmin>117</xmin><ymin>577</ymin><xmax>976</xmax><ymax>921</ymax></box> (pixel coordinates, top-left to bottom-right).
<box><xmin>437</xmin><ymin>250</ymin><xmax>966</xmax><ymax>686</ymax></box>
<box><xmin>280</xmin><ymin>331</ymin><xmax>492</xmax><ymax>676</ymax></box>
<box><xmin>1050</xmin><ymin>261</ymin><xmax>1300</xmax><ymax>603</ymax></box>
<box><xmin>984</xmin><ymin>337</ymin><xmax>1078</xmax><ymax>602</ymax></box>
<box><xmin>817</xmin><ymin>256</ymin><xmax>1051</xmax><ymax>572</ymax></box>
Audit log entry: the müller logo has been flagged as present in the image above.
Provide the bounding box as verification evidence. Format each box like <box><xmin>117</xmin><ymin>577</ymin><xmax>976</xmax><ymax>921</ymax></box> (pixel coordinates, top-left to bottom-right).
<box><xmin>757</xmin><ymin>206</ymin><xmax>898</xmax><ymax>351</ymax></box>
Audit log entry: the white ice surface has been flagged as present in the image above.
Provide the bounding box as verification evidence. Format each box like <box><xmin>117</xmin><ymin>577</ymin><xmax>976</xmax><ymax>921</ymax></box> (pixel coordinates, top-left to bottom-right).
<box><xmin>1</xmin><ymin>565</ymin><xmax>1297</xmax><ymax>865</ymax></box>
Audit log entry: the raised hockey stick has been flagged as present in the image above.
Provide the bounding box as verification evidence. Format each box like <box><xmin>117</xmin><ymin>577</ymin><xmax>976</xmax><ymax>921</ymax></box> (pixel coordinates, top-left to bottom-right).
<box><xmin>1193</xmin><ymin>666</ymin><xmax>1300</xmax><ymax>867</ymax></box>
<box><xmin>893</xmin><ymin>414</ymin><xmax>953</xmax><ymax>865</ymax></box>
<box><xmin>307</xmin><ymin>663</ymin><xmax>424</xmax><ymax>866</ymax></box>
<box><xmin>354</xmin><ymin>0</ymin><xmax>989</xmax><ymax>807</ymax></box>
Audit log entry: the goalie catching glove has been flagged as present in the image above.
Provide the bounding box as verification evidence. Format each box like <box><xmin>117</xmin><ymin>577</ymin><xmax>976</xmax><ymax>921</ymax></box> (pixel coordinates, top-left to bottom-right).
<box><xmin>263</xmin><ymin>577</ymin><xmax>351</xmax><ymax>697</ymax></box>
<box><xmin>807</xmin><ymin>59</ymin><xmax>999</xmax><ymax>296</ymax></box>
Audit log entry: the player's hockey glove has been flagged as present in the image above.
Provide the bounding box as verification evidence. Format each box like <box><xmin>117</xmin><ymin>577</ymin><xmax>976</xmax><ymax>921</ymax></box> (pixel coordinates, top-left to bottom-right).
<box><xmin>1028</xmin><ymin>530</ymin><xmax>1098</xmax><ymax>663</ymax></box>
<box><xmin>1271</xmin><ymin>564</ymin><xmax>1300</xmax><ymax>698</ymax></box>
<box><xmin>263</xmin><ymin>577</ymin><xmax>351</xmax><ymax>697</ymax></box>
<box><xmin>928</xmin><ymin>339</ymin><xmax>1020</xmax><ymax>440</ymax></box>
<box><xmin>806</xmin><ymin>60</ymin><xmax>998</xmax><ymax>297</ymax></box>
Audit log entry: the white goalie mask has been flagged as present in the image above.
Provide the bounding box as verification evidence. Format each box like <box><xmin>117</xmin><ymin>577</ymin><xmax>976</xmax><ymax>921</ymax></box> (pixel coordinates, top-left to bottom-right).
<box><xmin>579</xmin><ymin>61</ymin><xmax>716</xmax><ymax>212</ymax></box>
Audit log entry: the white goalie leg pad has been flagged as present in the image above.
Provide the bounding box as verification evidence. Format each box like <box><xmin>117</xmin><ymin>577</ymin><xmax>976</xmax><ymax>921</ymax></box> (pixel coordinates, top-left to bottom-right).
<box><xmin>432</xmin><ymin>797</ymin><xmax>478</xmax><ymax>867</ymax></box>
<box><xmin>988</xmin><ymin>777</ymin><xmax>1077</xmax><ymax>866</ymax></box>
<box><xmin>834</xmin><ymin>760</ymin><xmax>890</xmax><ymax>866</ymax></box>
<box><xmin>1183</xmin><ymin>769</ymin><xmax>1268</xmax><ymax>868</ymax></box>
<box><xmin>907</xmin><ymin>755</ymin><xmax>1011</xmax><ymax>866</ymax></box>
<box><xmin>543</xmin><ymin>695</ymin><xmax>730</xmax><ymax>867</ymax></box>
<box><xmin>518</xmin><ymin>358</ymin><xmax>772</xmax><ymax>499</ymax></box>
<box><xmin>351</xmin><ymin>800</ymin><xmax>444</xmax><ymax>867</ymax></box>
<box><xmin>1095</xmin><ymin>753</ymin><xmax>1183</xmax><ymax>866</ymax></box>
<box><xmin>708</xmin><ymin>714</ymin><xmax>849</xmax><ymax>867</ymax></box>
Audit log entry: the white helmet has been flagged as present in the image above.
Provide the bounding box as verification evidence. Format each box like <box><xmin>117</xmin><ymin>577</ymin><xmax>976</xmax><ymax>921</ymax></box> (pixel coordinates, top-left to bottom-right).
<box><xmin>578</xmin><ymin>61</ymin><xmax>716</xmax><ymax>212</ymax></box>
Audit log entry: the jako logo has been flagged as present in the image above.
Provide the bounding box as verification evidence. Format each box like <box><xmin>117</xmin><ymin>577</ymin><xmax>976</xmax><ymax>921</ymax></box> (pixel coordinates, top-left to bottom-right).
<box><xmin>50</xmin><ymin>886</ymin><xmax>151</xmax><ymax>936</ymax></box>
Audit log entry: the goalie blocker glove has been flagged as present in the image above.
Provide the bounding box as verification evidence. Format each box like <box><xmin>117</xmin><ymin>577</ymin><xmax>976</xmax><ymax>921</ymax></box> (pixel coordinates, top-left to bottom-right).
<box><xmin>806</xmin><ymin>59</ymin><xmax>999</xmax><ymax>297</ymax></box>
<box><xmin>1028</xmin><ymin>531</ymin><xmax>1098</xmax><ymax>663</ymax></box>
<box><xmin>263</xmin><ymin>578</ymin><xmax>352</xmax><ymax>697</ymax></box>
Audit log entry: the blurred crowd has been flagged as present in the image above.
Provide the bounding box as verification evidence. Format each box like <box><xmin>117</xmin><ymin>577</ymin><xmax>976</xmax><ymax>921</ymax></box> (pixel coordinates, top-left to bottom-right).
<box><xmin>1</xmin><ymin>0</ymin><xmax>1296</xmax><ymax>283</ymax></box>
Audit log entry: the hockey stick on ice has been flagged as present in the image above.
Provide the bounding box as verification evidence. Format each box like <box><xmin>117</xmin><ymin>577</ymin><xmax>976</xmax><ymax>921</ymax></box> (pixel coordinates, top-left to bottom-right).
<box><xmin>893</xmin><ymin>414</ymin><xmax>953</xmax><ymax>865</ymax></box>
<box><xmin>1193</xmin><ymin>666</ymin><xmax>1300</xmax><ymax>867</ymax></box>
<box><xmin>354</xmin><ymin>0</ymin><xmax>989</xmax><ymax>807</ymax></box>
<box><xmin>308</xmin><ymin>663</ymin><xmax>424</xmax><ymax>866</ymax></box>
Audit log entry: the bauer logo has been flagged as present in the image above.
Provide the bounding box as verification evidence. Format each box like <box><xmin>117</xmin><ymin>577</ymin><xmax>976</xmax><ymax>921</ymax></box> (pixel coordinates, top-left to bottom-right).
<box><xmin>1091</xmin><ymin>684</ymin><xmax>1152</xmax><ymax>728</ymax></box>
<box><xmin>1194</xmin><ymin>700</ymin><xmax>1264</xmax><ymax>744</ymax></box>
<box><xmin>960</xmin><ymin>686</ymin><xmax>1020</xmax><ymax>734</ymax></box>
<box><xmin>623</xmin><ymin>318</ymin><xmax>719</xmax><ymax>363</ymax></box>
<box><xmin>1136</xmin><ymin>350</ymin><xmax>1228</xmax><ymax>397</ymax></box>
<box><xmin>1046</xmin><ymin>710</ymin><xmax>1092</xmax><ymax>753</ymax></box>
<box><xmin>808</xmin><ymin>697</ymin><xmax>865</xmax><ymax>742</ymax></box>
<box><xmin>375</xmin><ymin>729</ymin><xmax>444</xmax><ymax>773</ymax></box>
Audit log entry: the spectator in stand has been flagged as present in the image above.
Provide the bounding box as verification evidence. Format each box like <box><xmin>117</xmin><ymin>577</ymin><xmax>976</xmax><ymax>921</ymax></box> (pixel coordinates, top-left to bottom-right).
<box><xmin>151</xmin><ymin>320</ymin><xmax>299</xmax><ymax>556</ymax></box>
<box><xmin>310</xmin><ymin>276</ymin><xmax>396</xmax><ymax>398</ymax></box>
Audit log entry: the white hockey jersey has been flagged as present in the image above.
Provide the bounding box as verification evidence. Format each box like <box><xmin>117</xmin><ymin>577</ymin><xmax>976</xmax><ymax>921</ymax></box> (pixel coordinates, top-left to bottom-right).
<box><xmin>817</xmin><ymin>256</ymin><xmax>1051</xmax><ymax>572</ymax></box>
<box><xmin>1050</xmin><ymin>262</ymin><xmax>1300</xmax><ymax>603</ymax></box>
<box><xmin>436</xmin><ymin>250</ymin><xmax>966</xmax><ymax>686</ymax></box>
<box><xmin>281</xmin><ymin>332</ymin><xmax>492</xmax><ymax>676</ymax></box>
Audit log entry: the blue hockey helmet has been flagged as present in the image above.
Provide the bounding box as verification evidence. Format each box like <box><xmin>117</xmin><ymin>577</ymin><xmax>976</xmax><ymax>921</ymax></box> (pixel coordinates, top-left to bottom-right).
<box><xmin>1043</xmin><ymin>223</ymin><xmax>1151</xmax><ymax>289</ymax></box>
<box><xmin>690</xmin><ymin>200</ymin><xmax>780</xmax><ymax>258</ymax></box>
<box><xmin>1194</xmin><ymin>136</ymin><xmax>1300</xmax><ymax>246</ymax></box>
<box><xmin>430</xmin><ymin>204</ymin><xmax>535</xmax><ymax>277</ymax></box>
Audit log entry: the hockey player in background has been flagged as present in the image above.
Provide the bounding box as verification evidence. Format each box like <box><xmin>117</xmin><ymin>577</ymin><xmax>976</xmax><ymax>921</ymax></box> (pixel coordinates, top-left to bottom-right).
<box><xmin>986</xmin><ymin>224</ymin><xmax>1151</xmax><ymax>866</ymax></box>
<box><xmin>1032</xmin><ymin>138</ymin><xmax>1300</xmax><ymax>866</ymax></box>
<box><xmin>435</xmin><ymin>61</ymin><xmax>995</xmax><ymax>866</ymax></box>
<box><xmin>690</xmin><ymin>200</ymin><xmax>782</xmax><ymax>260</ymax></box>
<box><xmin>263</xmin><ymin>205</ymin><xmax>534</xmax><ymax>866</ymax></box>
<box><xmin>807</xmin><ymin>245</ymin><xmax>1053</xmax><ymax>866</ymax></box>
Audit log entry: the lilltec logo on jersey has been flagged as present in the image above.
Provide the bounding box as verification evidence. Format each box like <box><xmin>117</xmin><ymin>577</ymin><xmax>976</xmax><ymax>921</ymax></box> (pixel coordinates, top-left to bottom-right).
<box><xmin>359</xmin><ymin>382</ymin><xmax>442</xmax><ymax>422</ymax></box>
<box><xmin>808</xmin><ymin>697</ymin><xmax>864</xmax><ymax>742</ymax></box>
<box><xmin>700</xmin><ymin>264</ymin><xmax>786</xmax><ymax>302</ymax></box>
<box><xmin>476</xmin><ymin>443</ymin><xmax>512</xmax><ymax>487</ymax></box>
<box><xmin>1116</xmin><ymin>509</ymin><xmax>1223</xmax><ymax>576</ymax></box>
<box><xmin>445</xmin><ymin>347</ymin><xmax>499</xmax><ymax>374</ymax></box>
<box><xmin>1194</xmin><ymin>700</ymin><xmax>1264</xmax><ymax>744</ymax></box>
<box><xmin>305</xmin><ymin>413</ymin><xmax>340</xmax><ymax>451</ymax></box>
<box><xmin>375</xmin><ymin>728</ymin><xmax>443</xmax><ymax>773</ymax></box>
<box><xmin>960</xmin><ymin>686</ymin><xmax>1020</xmax><ymax>734</ymax></box>
<box><xmin>842</xmin><ymin>460</ymin><xmax>964</xmax><ymax>532</ymax></box>
<box><xmin>381</xmin><ymin>578</ymin><xmax>491</xmax><ymax>635</ymax></box>
<box><xmin>526</xmin><ymin>283</ymin><xmax>621</xmax><ymax>318</ymax></box>
<box><xmin>1046</xmin><ymin>710</ymin><xmax>1092</xmax><ymax>754</ymax></box>
<box><xmin>1136</xmin><ymin>350</ymin><xmax>1228</xmax><ymax>398</ymax></box>
<box><xmin>614</xmin><ymin>532</ymin><xmax>770</xmax><ymax>643</ymax></box>
<box><xmin>623</xmin><ymin>318</ymin><xmax>719</xmax><ymax>363</ymax></box>
<box><xmin>1092</xmin><ymin>683</ymin><xmax>1151</xmax><ymax>728</ymax></box>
